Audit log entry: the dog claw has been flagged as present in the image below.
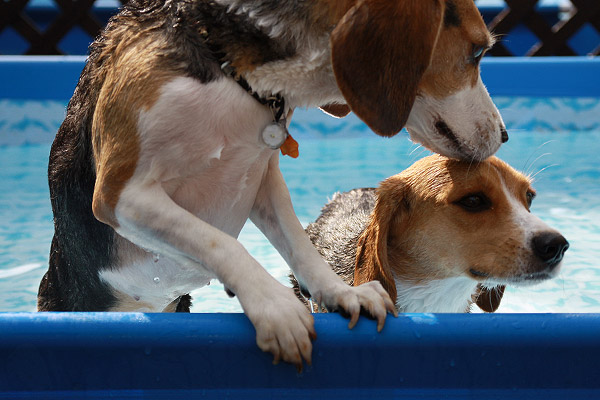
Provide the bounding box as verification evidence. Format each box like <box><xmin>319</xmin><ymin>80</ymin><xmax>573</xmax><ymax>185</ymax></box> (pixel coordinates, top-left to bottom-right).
<box><xmin>348</xmin><ymin>312</ymin><xmax>359</xmax><ymax>329</ymax></box>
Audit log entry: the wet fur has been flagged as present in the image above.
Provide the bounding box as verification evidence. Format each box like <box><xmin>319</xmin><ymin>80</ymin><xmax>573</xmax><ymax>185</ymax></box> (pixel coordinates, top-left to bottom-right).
<box><xmin>39</xmin><ymin>0</ymin><xmax>507</xmax><ymax>368</ymax></box>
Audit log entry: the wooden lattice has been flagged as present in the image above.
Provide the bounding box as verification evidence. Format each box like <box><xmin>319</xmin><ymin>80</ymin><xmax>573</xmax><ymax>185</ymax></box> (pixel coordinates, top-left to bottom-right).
<box><xmin>488</xmin><ymin>0</ymin><xmax>600</xmax><ymax>56</ymax></box>
<box><xmin>0</xmin><ymin>0</ymin><xmax>127</xmax><ymax>55</ymax></box>
<box><xmin>0</xmin><ymin>0</ymin><xmax>599</xmax><ymax>56</ymax></box>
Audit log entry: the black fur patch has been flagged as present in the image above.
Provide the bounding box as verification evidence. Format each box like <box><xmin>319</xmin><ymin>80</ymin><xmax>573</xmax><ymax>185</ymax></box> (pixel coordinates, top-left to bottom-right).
<box><xmin>435</xmin><ymin>120</ymin><xmax>464</xmax><ymax>153</ymax></box>
<box><xmin>40</xmin><ymin>79</ymin><xmax>118</xmax><ymax>310</ymax></box>
<box><xmin>175</xmin><ymin>294</ymin><xmax>192</xmax><ymax>312</ymax></box>
<box><xmin>444</xmin><ymin>1</ymin><xmax>461</xmax><ymax>28</ymax></box>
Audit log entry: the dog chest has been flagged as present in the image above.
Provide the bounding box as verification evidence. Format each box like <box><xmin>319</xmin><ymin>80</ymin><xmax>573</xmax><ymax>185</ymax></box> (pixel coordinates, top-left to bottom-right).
<box><xmin>132</xmin><ymin>75</ymin><xmax>276</xmax><ymax>235</ymax></box>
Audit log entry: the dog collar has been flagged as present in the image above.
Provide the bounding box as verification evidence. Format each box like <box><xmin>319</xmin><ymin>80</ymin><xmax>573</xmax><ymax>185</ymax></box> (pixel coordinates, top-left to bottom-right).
<box><xmin>199</xmin><ymin>27</ymin><xmax>299</xmax><ymax>158</ymax></box>
<box><xmin>220</xmin><ymin>61</ymin><xmax>299</xmax><ymax>158</ymax></box>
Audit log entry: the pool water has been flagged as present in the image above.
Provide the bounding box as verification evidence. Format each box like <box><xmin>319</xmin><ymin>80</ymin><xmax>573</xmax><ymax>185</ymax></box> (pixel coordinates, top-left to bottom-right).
<box><xmin>1</xmin><ymin>99</ymin><xmax>599</xmax><ymax>313</ymax></box>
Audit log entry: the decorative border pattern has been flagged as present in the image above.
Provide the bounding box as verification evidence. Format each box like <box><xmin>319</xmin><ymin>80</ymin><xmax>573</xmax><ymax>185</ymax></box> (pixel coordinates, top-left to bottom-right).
<box><xmin>1</xmin><ymin>97</ymin><xmax>600</xmax><ymax>146</ymax></box>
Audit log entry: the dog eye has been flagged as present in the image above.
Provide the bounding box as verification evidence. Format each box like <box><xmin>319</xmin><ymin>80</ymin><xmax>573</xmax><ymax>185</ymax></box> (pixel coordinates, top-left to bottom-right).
<box><xmin>471</xmin><ymin>45</ymin><xmax>486</xmax><ymax>64</ymax></box>
<box><xmin>526</xmin><ymin>191</ymin><xmax>536</xmax><ymax>208</ymax></box>
<box><xmin>455</xmin><ymin>193</ymin><xmax>491</xmax><ymax>212</ymax></box>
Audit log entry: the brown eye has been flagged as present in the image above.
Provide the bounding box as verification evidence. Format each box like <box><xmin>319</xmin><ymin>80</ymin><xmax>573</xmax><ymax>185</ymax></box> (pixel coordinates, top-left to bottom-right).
<box><xmin>455</xmin><ymin>193</ymin><xmax>491</xmax><ymax>212</ymax></box>
<box><xmin>526</xmin><ymin>191</ymin><xmax>536</xmax><ymax>208</ymax></box>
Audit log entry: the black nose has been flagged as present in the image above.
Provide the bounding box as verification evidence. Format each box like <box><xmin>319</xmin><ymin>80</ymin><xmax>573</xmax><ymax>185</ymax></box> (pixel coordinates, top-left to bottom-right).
<box><xmin>500</xmin><ymin>127</ymin><xmax>509</xmax><ymax>143</ymax></box>
<box><xmin>532</xmin><ymin>232</ymin><xmax>569</xmax><ymax>266</ymax></box>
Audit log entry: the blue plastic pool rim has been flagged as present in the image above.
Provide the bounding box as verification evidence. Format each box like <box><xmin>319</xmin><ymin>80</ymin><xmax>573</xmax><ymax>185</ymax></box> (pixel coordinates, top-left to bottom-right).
<box><xmin>1</xmin><ymin>55</ymin><xmax>600</xmax><ymax>100</ymax></box>
<box><xmin>1</xmin><ymin>312</ymin><xmax>599</xmax><ymax>397</ymax></box>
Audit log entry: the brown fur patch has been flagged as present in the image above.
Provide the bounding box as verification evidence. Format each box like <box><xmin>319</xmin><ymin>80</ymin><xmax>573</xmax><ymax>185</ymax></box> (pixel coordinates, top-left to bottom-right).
<box><xmin>310</xmin><ymin>0</ymin><xmax>354</xmax><ymax>27</ymax></box>
<box><xmin>475</xmin><ymin>284</ymin><xmax>506</xmax><ymax>312</ymax></box>
<box><xmin>354</xmin><ymin>178</ymin><xmax>410</xmax><ymax>302</ymax></box>
<box><xmin>330</xmin><ymin>0</ymin><xmax>444</xmax><ymax>136</ymax></box>
<box><xmin>418</xmin><ymin>0</ymin><xmax>494</xmax><ymax>98</ymax></box>
<box><xmin>91</xmin><ymin>33</ymin><xmax>178</xmax><ymax>227</ymax></box>
<box><xmin>320</xmin><ymin>103</ymin><xmax>351</xmax><ymax>118</ymax></box>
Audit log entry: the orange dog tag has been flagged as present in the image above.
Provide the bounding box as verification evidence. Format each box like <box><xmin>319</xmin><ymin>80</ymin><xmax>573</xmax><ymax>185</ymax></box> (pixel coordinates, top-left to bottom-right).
<box><xmin>280</xmin><ymin>134</ymin><xmax>299</xmax><ymax>158</ymax></box>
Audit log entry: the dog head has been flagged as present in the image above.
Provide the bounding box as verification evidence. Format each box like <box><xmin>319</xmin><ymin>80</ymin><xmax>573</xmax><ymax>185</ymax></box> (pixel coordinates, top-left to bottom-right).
<box><xmin>326</xmin><ymin>0</ymin><xmax>505</xmax><ymax>161</ymax></box>
<box><xmin>354</xmin><ymin>155</ymin><xmax>569</xmax><ymax>312</ymax></box>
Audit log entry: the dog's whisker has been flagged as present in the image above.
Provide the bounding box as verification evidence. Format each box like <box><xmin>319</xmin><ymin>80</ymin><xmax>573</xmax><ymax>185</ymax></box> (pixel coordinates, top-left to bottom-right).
<box><xmin>522</xmin><ymin>140</ymin><xmax>555</xmax><ymax>174</ymax></box>
<box><xmin>530</xmin><ymin>163</ymin><xmax>559</xmax><ymax>181</ymax></box>
<box><xmin>408</xmin><ymin>143</ymin><xmax>428</xmax><ymax>161</ymax></box>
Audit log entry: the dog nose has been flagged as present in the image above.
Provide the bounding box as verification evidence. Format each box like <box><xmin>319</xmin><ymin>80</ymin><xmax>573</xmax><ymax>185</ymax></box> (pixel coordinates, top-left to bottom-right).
<box><xmin>532</xmin><ymin>232</ymin><xmax>569</xmax><ymax>266</ymax></box>
<box><xmin>500</xmin><ymin>127</ymin><xmax>509</xmax><ymax>143</ymax></box>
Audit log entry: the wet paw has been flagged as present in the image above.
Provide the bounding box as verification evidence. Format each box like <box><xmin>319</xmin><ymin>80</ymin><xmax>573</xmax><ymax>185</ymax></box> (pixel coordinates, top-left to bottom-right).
<box><xmin>314</xmin><ymin>281</ymin><xmax>397</xmax><ymax>332</ymax></box>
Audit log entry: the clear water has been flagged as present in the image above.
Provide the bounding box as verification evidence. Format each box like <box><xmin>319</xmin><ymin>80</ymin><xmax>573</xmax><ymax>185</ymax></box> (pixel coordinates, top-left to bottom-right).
<box><xmin>1</xmin><ymin>98</ymin><xmax>599</xmax><ymax>313</ymax></box>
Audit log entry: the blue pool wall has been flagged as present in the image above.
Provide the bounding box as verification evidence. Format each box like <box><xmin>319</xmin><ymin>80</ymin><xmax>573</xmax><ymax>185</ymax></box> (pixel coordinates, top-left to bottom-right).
<box><xmin>1</xmin><ymin>55</ymin><xmax>600</xmax><ymax>397</ymax></box>
<box><xmin>2</xmin><ymin>56</ymin><xmax>600</xmax><ymax>101</ymax></box>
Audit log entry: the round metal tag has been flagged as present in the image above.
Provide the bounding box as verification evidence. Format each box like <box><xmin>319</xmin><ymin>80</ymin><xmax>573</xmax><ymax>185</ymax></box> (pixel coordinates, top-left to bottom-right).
<box><xmin>261</xmin><ymin>121</ymin><xmax>288</xmax><ymax>149</ymax></box>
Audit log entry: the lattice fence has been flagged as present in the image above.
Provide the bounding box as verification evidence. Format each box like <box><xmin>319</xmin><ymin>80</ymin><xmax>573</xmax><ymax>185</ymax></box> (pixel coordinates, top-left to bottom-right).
<box><xmin>487</xmin><ymin>0</ymin><xmax>600</xmax><ymax>56</ymax></box>
<box><xmin>0</xmin><ymin>0</ymin><xmax>599</xmax><ymax>56</ymax></box>
<box><xmin>0</xmin><ymin>0</ymin><xmax>127</xmax><ymax>55</ymax></box>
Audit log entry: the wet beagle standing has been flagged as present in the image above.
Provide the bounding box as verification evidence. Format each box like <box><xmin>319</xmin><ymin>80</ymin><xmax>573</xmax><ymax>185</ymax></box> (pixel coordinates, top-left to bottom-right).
<box><xmin>296</xmin><ymin>155</ymin><xmax>569</xmax><ymax>313</ymax></box>
<box><xmin>39</xmin><ymin>0</ymin><xmax>507</xmax><ymax>369</ymax></box>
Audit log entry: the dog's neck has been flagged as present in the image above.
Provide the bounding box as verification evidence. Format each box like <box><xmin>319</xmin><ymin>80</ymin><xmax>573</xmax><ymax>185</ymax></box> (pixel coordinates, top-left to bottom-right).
<box><xmin>209</xmin><ymin>0</ymin><xmax>347</xmax><ymax>109</ymax></box>
<box><xmin>394</xmin><ymin>276</ymin><xmax>480</xmax><ymax>313</ymax></box>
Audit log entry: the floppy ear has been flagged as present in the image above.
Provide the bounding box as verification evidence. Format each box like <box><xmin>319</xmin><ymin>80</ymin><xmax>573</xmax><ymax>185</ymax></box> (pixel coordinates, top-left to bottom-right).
<box><xmin>330</xmin><ymin>0</ymin><xmax>444</xmax><ymax>136</ymax></box>
<box><xmin>354</xmin><ymin>179</ymin><xmax>409</xmax><ymax>303</ymax></box>
<box><xmin>475</xmin><ymin>285</ymin><xmax>506</xmax><ymax>312</ymax></box>
<box><xmin>320</xmin><ymin>103</ymin><xmax>352</xmax><ymax>118</ymax></box>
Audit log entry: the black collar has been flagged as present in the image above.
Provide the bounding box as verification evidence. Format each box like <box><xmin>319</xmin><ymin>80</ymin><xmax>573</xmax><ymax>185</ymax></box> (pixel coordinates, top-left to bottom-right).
<box><xmin>200</xmin><ymin>29</ymin><xmax>287</xmax><ymax>123</ymax></box>
<box><xmin>220</xmin><ymin>61</ymin><xmax>286</xmax><ymax>123</ymax></box>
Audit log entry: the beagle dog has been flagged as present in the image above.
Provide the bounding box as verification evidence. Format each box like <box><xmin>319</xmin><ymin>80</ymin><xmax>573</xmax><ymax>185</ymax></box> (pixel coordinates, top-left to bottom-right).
<box><xmin>39</xmin><ymin>0</ymin><xmax>506</xmax><ymax>369</ymax></box>
<box><xmin>295</xmin><ymin>155</ymin><xmax>569</xmax><ymax>313</ymax></box>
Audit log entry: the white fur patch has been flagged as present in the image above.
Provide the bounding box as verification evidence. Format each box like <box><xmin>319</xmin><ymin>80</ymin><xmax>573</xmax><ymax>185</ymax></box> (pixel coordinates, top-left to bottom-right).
<box><xmin>100</xmin><ymin>256</ymin><xmax>213</xmax><ymax>311</ymax></box>
<box><xmin>395</xmin><ymin>276</ymin><xmax>479</xmax><ymax>313</ymax></box>
<box><xmin>406</xmin><ymin>77</ymin><xmax>504</xmax><ymax>161</ymax></box>
<box><xmin>134</xmin><ymin>76</ymin><xmax>274</xmax><ymax>234</ymax></box>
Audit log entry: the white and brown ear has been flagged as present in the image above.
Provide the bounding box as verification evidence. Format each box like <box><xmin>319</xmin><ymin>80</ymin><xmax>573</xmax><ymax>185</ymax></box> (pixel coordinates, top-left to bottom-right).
<box><xmin>330</xmin><ymin>0</ymin><xmax>444</xmax><ymax>136</ymax></box>
<box><xmin>354</xmin><ymin>178</ymin><xmax>410</xmax><ymax>303</ymax></box>
<box><xmin>475</xmin><ymin>285</ymin><xmax>506</xmax><ymax>312</ymax></box>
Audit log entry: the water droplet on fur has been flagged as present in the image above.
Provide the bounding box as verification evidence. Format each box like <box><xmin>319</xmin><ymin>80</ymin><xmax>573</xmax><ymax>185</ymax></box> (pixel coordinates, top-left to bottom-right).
<box><xmin>153</xmin><ymin>277</ymin><xmax>160</xmax><ymax>284</ymax></box>
<box><xmin>153</xmin><ymin>253</ymin><xmax>160</xmax><ymax>262</ymax></box>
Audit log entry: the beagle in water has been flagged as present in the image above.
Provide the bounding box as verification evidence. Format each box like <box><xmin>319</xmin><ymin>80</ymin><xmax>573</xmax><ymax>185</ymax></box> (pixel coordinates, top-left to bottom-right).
<box><xmin>39</xmin><ymin>0</ymin><xmax>506</xmax><ymax>368</ymax></box>
<box><xmin>295</xmin><ymin>155</ymin><xmax>569</xmax><ymax>313</ymax></box>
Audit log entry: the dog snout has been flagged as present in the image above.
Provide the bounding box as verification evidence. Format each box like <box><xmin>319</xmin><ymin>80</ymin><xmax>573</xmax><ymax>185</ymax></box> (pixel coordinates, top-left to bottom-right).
<box><xmin>532</xmin><ymin>232</ymin><xmax>569</xmax><ymax>267</ymax></box>
<box><xmin>500</xmin><ymin>126</ymin><xmax>509</xmax><ymax>143</ymax></box>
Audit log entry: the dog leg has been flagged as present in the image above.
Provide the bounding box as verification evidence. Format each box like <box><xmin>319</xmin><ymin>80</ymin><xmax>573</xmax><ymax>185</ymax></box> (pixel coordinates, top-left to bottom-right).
<box><xmin>101</xmin><ymin>181</ymin><xmax>316</xmax><ymax>370</ymax></box>
<box><xmin>250</xmin><ymin>154</ymin><xmax>397</xmax><ymax>331</ymax></box>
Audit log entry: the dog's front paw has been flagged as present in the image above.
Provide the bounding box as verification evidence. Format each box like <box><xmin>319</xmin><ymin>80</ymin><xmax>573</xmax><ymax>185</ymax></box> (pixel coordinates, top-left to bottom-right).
<box><xmin>242</xmin><ymin>286</ymin><xmax>316</xmax><ymax>371</ymax></box>
<box><xmin>315</xmin><ymin>281</ymin><xmax>397</xmax><ymax>332</ymax></box>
